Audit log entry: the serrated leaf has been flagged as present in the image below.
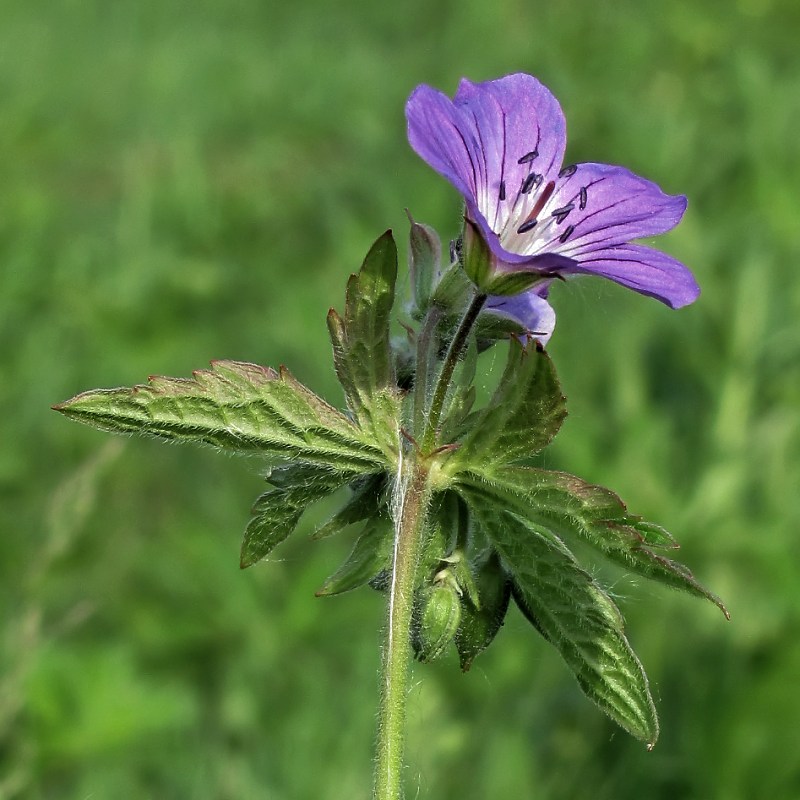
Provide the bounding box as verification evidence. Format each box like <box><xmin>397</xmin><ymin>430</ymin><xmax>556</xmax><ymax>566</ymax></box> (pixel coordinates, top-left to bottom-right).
<box><xmin>55</xmin><ymin>360</ymin><xmax>386</xmax><ymax>474</ymax></box>
<box><xmin>312</xmin><ymin>473</ymin><xmax>387</xmax><ymax>540</ymax></box>
<box><xmin>327</xmin><ymin>231</ymin><xmax>400</xmax><ymax>450</ymax></box>
<box><xmin>469</xmin><ymin>504</ymin><xmax>658</xmax><ymax>745</ymax></box>
<box><xmin>448</xmin><ymin>340</ymin><xmax>566</xmax><ymax>467</ymax></box>
<box><xmin>316</xmin><ymin>518</ymin><xmax>394</xmax><ymax>596</ymax></box>
<box><xmin>457</xmin><ymin>466</ymin><xmax>728</xmax><ymax>617</ymax></box>
<box><xmin>455</xmin><ymin>551</ymin><xmax>511</xmax><ymax>671</ymax></box>
<box><xmin>242</xmin><ymin>470</ymin><xmax>351</xmax><ymax>568</ymax></box>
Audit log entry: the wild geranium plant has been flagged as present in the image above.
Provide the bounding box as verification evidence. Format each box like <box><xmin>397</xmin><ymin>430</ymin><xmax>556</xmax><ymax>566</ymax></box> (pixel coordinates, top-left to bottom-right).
<box><xmin>55</xmin><ymin>73</ymin><xmax>727</xmax><ymax>799</ymax></box>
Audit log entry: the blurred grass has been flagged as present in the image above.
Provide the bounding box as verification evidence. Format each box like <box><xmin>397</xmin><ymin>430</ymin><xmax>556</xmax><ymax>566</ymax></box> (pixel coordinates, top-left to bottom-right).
<box><xmin>2</xmin><ymin>0</ymin><xmax>799</xmax><ymax>797</ymax></box>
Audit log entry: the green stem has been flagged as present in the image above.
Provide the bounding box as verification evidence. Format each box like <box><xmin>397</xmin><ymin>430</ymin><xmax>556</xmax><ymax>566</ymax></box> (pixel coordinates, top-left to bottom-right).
<box><xmin>373</xmin><ymin>460</ymin><xmax>431</xmax><ymax>800</ymax></box>
<box><xmin>420</xmin><ymin>291</ymin><xmax>487</xmax><ymax>453</ymax></box>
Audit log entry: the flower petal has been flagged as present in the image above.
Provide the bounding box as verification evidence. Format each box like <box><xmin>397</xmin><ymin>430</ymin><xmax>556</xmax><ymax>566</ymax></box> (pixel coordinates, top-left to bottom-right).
<box><xmin>535</xmin><ymin>163</ymin><xmax>687</xmax><ymax>257</ymax></box>
<box><xmin>563</xmin><ymin>243</ymin><xmax>700</xmax><ymax>308</ymax></box>
<box><xmin>406</xmin><ymin>84</ymin><xmax>484</xmax><ymax>204</ymax></box>
<box><xmin>407</xmin><ymin>75</ymin><xmax>567</xmax><ymax>263</ymax></box>
<box><xmin>486</xmin><ymin>287</ymin><xmax>556</xmax><ymax>345</ymax></box>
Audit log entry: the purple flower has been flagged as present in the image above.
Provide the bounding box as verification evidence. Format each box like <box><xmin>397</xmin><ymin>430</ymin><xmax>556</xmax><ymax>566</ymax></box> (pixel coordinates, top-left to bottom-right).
<box><xmin>406</xmin><ymin>73</ymin><xmax>699</xmax><ymax>328</ymax></box>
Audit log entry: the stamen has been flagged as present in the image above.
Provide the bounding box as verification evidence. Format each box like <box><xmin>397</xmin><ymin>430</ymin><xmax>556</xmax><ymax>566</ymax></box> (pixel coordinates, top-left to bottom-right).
<box><xmin>558</xmin><ymin>164</ymin><xmax>578</xmax><ymax>179</ymax></box>
<box><xmin>520</xmin><ymin>172</ymin><xmax>541</xmax><ymax>194</ymax></box>
<box><xmin>551</xmin><ymin>203</ymin><xmax>575</xmax><ymax>224</ymax></box>
<box><xmin>517</xmin><ymin>149</ymin><xmax>539</xmax><ymax>164</ymax></box>
<box><xmin>517</xmin><ymin>179</ymin><xmax>556</xmax><ymax>234</ymax></box>
<box><xmin>517</xmin><ymin>181</ymin><xmax>556</xmax><ymax>239</ymax></box>
<box><xmin>499</xmin><ymin>180</ymin><xmax>506</xmax><ymax>201</ymax></box>
<box><xmin>579</xmin><ymin>186</ymin><xmax>588</xmax><ymax>210</ymax></box>
<box><xmin>559</xmin><ymin>224</ymin><xmax>575</xmax><ymax>243</ymax></box>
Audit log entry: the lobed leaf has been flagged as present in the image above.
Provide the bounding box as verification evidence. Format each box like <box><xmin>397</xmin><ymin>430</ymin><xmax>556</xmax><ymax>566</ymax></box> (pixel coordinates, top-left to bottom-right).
<box><xmin>316</xmin><ymin>518</ymin><xmax>394</xmax><ymax>596</ymax></box>
<box><xmin>55</xmin><ymin>360</ymin><xmax>386</xmax><ymax>473</ymax></box>
<box><xmin>327</xmin><ymin>230</ymin><xmax>401</xmax><ymax>453</ymax></box>
<box><xmin>242</xmin><ymin>468</ymin><xmax>352</xmax><ymax>568</ymax></box>
<box><xmin>457</xmin><ymin>466</ymin><xmax>728</xmax><ymax>617</ymax></box>
<box><xmin>468</xmin><ymin>502</ymin><xmax>659</xmax><ymax>746</ymax></box>
<box><xmin>312</xmin><ymin>473</ymin><xmax>387</xmax><ymax>540</ymax></box>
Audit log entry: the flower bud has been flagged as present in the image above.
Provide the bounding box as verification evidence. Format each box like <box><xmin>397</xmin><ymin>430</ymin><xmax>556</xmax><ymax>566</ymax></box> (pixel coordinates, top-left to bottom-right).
<box><xmin>412</xmin><ymin>582</ymin><xmax>462</xmax><ymax>662</ymax></box>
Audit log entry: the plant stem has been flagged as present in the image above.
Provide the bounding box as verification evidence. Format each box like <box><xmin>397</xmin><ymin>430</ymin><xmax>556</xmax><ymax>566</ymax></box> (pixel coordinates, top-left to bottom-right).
<box><xmin>420</xmin><ymin>291</ymin><xmax>487</xmax><ymax>453</ymax></box>
<box><xmin>373</xmin><ymin>460</ymin><xmax>431</xmax><ymax>800</ymax></box>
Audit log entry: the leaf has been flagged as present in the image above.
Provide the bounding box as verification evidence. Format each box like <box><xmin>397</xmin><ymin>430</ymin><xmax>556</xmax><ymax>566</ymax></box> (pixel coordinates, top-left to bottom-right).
<box><xmin>55</xmin><ymin>360</ymin><xmax>386</xmax><ymax>473</ymax></box>
<box><xmin>242</xmin><ymin>468</ymin><xmax>351</xmax><ymax>568</ymax></box>
<box><xmin>455</xmin><ymin>551</ymin><xmax>512</xmax><ymax>671</ymax></box>
<box><xmin>457</xmin><ymin>466</ymin><xmax>728</xmax><ymax>617</ymax></box>
<box><xmin>315</xmin><ymin>518</ymin><xmax>394</xmax><ymax>596</ymax></box>
<box><xmin>312</xmin><ymin>473</ymin><xmax>387</xmax><ymax>540</ymax></box>
<box><xmin>327</xmin><ymin>231</ymin><xmax>401</xmax><ymax>450</ymax></box>
<box><xmin>448</xmin><ymin>340</ymin><xmax>566</xmax><ymax>468</ymax></box>
<box><xmin>468</xmin><ymin>503</ymin><xmax>659</xmax><ymax>746</ymax></box>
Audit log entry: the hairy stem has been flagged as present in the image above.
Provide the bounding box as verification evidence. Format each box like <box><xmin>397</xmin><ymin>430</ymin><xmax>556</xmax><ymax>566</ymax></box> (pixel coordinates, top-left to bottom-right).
<box><xmin>373</xmin><ymin>460</ymin><xmax>431</xmax><ymax>800</ymax></box>
<box><xmin>420</xmin><ymin>291</ymin><xmax>487</xmax><ymax>453</ymax></box>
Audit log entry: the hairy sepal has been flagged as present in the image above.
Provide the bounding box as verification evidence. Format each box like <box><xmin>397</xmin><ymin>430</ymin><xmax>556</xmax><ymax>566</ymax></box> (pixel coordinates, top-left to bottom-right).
<box><xmin>468</xmin><ymin>502</ymin><xmax>659</xmax><ymax>746</ymax></box>
<box><xmin>55</xmin><ymin>360</ymin><xmax>386</xmax><ymax>474</ymax></box>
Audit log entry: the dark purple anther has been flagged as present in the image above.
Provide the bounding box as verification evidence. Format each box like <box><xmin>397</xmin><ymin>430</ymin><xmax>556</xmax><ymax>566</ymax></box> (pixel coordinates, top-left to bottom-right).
<box><xmin>558</xmin><ymin>164</ymin><xmax>577</xmax><ymax>179</ymax></box>
<box><xmin>517</xmin><ymin>149</ymin><xmax>539</xmax><ymax>164</ymax></box>
<box><xmin>517</xmin><ymin>218</ymin><xmax>538</xmax><ymax>234</ymax></box>
<box><xmin>499</xmin><ymin>180</ymin><xmax>506</xmax><ymax>201</ymax></box>
<box><xmin>521</xmin><ymin>173</ymin><xmax>539</xmax><ymax>194</ymax></box>
<box><xmin>559</xmin><ymin>224</ymin><xmax>575</xmax><ymax>243</ymax></box>
<box><xmin>551</xmin><ymin>204</ymin><xmax>575</xmax><ymax>224</ymax></box>
<box><xmin>579</xmin><ymin>186</ymin><xmax>588</xmax><ymax>210</ymax></box>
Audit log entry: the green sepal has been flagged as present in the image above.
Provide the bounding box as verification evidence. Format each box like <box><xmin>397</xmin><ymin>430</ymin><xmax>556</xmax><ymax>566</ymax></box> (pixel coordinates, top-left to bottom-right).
<box><xmin>407</xmin><ymin>215</ymin><xmax>441</xmax><ymax>318</ymax></box>
<box><xmin>448</xmin><ymin>340</ymin><xmax>566</xmax><ymax>469</ymax></box>
<box><xmin>242</xmin><ymin>467</ymin><xmax>351</xmax><ymax>568</ymax></box>
<box><xmin>327</xmin><ymin>231</ymin><xmax>401</xmax><ymax>455</ymax></box>
<box><xmin>469</xmin><ymin>503</ymin><xmax>659</xmax><ymax>746</ymax></box>
<box><xmin>315</xmin><ymin>518</ymin><xmax>394</xmax><ymax>596</ymax></box>
<box><xmin>457</xmin><ymin>466</ymin><xmax>728</xmax><ymax>617</ymax></box>
<box><xmin>412</xmin><ymin>582</ymin><xmax>462</xmax><ymax>663</ymax></box>
<box><xmin>430</xmin><ymin>258</ymin><xmax>472</xmax><ymax>311</ymax></box>
<box><xmin>455</xmin><ymin>551</ymin><xmax>512</xmax><ymax>671</ymax></box>
<box><xmin>312</xmin><ymin>473</ymin><xmax>387</xmax><ymax>540</ymax></box>
<box><xmin>54</xmin><ymin>360</ymin><xmax>386</xmax><ymax>474</ymax></box>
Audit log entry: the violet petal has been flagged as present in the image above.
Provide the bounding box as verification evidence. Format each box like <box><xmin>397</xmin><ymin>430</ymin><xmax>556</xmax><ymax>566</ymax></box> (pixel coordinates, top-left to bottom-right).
<box><xmin>564</xmin><ymin>243</ymin><xmax>700</xmax><ymax>309</ymax></box>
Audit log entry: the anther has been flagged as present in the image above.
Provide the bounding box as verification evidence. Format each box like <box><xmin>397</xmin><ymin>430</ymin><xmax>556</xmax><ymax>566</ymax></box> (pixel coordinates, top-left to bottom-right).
<box><xmin>517</xmin><ymin>218</ymin><xmax>538</xmax><ymax>234</ymax></box>
<box><xmin>499</xmin><ymin>180</ymin><xmax>506</xmax><ymax>201</ymax></box>
<box><xmin>558</xmin><ymin>164</ymin><xmax>578</xmax><ymax>179</ymax></box>
<box><xmin>517</xmin><ymin>149</ymin><xmax>539</xmax><ymax>164</ymax></box>
<box><xmin>579</xmin><ymin>186</ymin><xmax>588</xmax><ymax>210</ymax></box>
<box><xmin>520</xmin><ymin>172</ymin><xmax>540</xmax><ymax>194</ymax></box>
<box><xmin>551</xmin><ymin>203</ymin><xmax>575</xmax><ymax>224</ymax></box>
<box><xmin>559</xmin><ymin>224</ymin><xmax>575</xmax><ymax>243</ymax></box>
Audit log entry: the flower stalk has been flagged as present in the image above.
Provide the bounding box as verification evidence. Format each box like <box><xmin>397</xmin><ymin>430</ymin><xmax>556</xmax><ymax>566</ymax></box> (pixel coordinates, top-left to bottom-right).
<box><xmin>420</xmin><ymin>291</ymin><xmax>487</xmax><ymax>454</ymax></box>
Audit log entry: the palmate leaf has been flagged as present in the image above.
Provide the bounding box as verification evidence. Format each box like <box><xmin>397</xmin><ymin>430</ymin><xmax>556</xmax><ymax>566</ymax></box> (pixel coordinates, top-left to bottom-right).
<box><xmin>466</xmin><ymin>501</ymin><xmax>659</xmax><ymax>746</ymax></box>
<box><xmin>54</xmin><ymin>360</ymin><xmax>387</xmax><ymax>474</ymax></box>
<box><xmin>456</xmin><ymin>466</ymin><xmax>728</xmax><ymax>617</ymax></box>
<box><xmin>448</xmin><ymin>340</ymin><xmax>566</xmax><ymax>467</ymax></box>
<box><xmin>327</xmin><ymin>230</ymin><xmax>401</xmax><ymax>452</ymax></box>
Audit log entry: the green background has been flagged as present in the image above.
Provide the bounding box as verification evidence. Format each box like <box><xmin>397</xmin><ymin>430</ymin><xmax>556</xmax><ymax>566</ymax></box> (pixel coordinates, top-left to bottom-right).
<box><xmin>2</xmin><ymin>0</ymin><xmax>799</xmax><ymax>797</ymax></box>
